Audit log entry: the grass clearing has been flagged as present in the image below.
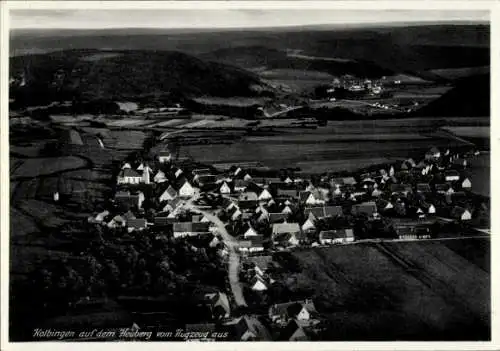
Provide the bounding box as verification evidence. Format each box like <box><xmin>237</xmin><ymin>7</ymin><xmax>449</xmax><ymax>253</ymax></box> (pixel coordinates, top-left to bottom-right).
<box><xmin>11</xmin><ymin>156</ymin><xmax>88</xmax><ymax>179</ymax></box>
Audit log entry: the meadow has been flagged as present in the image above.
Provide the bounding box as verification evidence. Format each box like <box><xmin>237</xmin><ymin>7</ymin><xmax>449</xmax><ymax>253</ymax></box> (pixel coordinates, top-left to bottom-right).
<box><xmin>11</xmin><ymin>156</ymin><xmax>89</xmax><ymax>179</ymax></box>
<box><xmin>288</xmin><ymin>238</ymin><xmax>490</xmax><ymax>340</ymax></box>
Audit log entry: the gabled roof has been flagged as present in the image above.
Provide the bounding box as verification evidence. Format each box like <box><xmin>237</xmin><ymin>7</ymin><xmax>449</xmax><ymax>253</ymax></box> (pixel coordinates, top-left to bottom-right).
<box><xmin>279</xmin><ymin>320</ymin><xmax>308</xmax><ymax>341</ymax></box>
<box><xmin>121</xmin><ymin>169</ymin><xmax>142</xmax><ymax>178</ymax></box>
<box><xmin>272</xmin><ymin>222</ymin><xmax>300</xmax><ymax>235</ymax></box>
<box><xmin>270</xmin><ymin>299</ymin><xmax>317</xmax><ymax>318</ymax></box>
<box><xmin>299</xmin><ymin>191</ymin><xmax>312</xmax><ymax>202</ymax></box>
<box><xmin>230</xmin><ymin>316</ymin><xmax>271</xmax><ymax>341</ymax></box>
<box><xmin>268</xmin><ymin>212</ymin><xmax>289</xmax><ymax>224</ymax></box>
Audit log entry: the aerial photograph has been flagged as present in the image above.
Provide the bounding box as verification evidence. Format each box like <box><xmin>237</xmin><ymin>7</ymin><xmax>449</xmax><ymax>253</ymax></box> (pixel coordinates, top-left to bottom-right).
<box><xmin>8</xmin><ymin>7</ymin><xmax>490</xmax><ymax>342</ymax></box>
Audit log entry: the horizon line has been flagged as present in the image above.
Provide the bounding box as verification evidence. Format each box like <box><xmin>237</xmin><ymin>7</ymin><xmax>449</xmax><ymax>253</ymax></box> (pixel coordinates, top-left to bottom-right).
<box><xmin>10</xmin><ymin>19</ymin><xmax>489</xmax><ymax>32</ymax></box>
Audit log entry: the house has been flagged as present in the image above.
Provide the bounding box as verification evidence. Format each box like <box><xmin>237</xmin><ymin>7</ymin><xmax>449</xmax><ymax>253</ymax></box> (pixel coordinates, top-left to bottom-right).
<box><xmin>238</xmin><ymin>191</ymin><xmax>259</xmax><ymax>202</ymax></box>
<box><xmin>174</xmin><ymin>168</ymin><xmax>184</xmax><ymax>179</ymax></box>
<box><xmin>427</xmin><ymin>204</ymin><xmax>436</xmax><ymax>214</ymax></box>
<box><xmin>425</xmin><ymin>146</ymin><xmax>441</xmax><ymax>159</ymax></box>
<box><xmin>319</xmin><ymin>229</ymin><xmax>354</xmax><ymax>245</ymax></box>
<box><xmin>258</xmin><ymin>189</ymin><xmax>273</xmax><ymax>201</ymax></box>
<box><xmin>203</xmin><ymin>292</ymin><xmax>231</xmax><ymax>320</ymax></box>
<box><xmin>269</xmin><ymin>299</ymin><xmax>317</xmax><ymax>325</ymax></box>
<box><xmin>107</xmin><ymin>215</ymin><xmax>126</xmax><ymax>229</ymax></box>
<box><xmin>173</xmin><ymin>222</ymin><xmax>210</xmax><ymax>238</ymax></box>
<box><xmin>301</xmin><ymin>218</ymin><xmax>316</xmax><ymax>232</ymax></box>
<box><xmin>435</xmin><ymin>183</ymin><xmax>452</xmax><ymax>194</ymax></box>
<box><xmin>250</xmin><ymin>275</ymin><xmax>268</xmax><ymax>291</ymax></box>
<box><xmin>242</xmin><ymin>223</ymin><xmax>259</xmax><ymax>238</ymax></box>
<box><xmin>272</xmin><ymin>223</ymin><xmax>301</xmax><ymax>246</ymax></box>
<box><xmin>279</xmin><ymin>320</ymin><xmax>309</xmax><ymax>341</ymax></box>
<box><xmin>117</xmin><ymin>169</ymin><xmax>143</xmax><ymax>185</ymax></box>
<box><xmin>219</xmin><ymin>182</ymin><xmax>231</xmax><ymax>195</ymax></box>
<box><xmin>243</xmin><ymin>173</ymin><xmax>252</xmax><ymax>181</ymax></box>
<box><xmin>224</xmin><ymin>316</ymin><xmax>271</xmax><ymax>341</ymax></box>
<box><xmin>162</xmin><ymin>197</ymin><xmax>182</xmax><ymax>213</ymax></box>
<box><xmin>376</xmin><ymin>199</ymin><xmax>394</xmax><ymax>212</ymax></box>
<box><xmin>153</xmin><ymin>170</ymin><xmax>167</xmax><ymax>183</ymax></box>
<box><xmin>462</xmin><ymin>178</ymin><xmax>472</xmax><ymax>189</ymax></box>
<box><xmin>267</xmin><ymin>212</ymin><xmax>289</xmax><ymax>224</ymax></box>
<box><xmin>94</xmin><ymin>210</ymin><xmax>110</xmax><ymax>223</ymax></box>
<box><xmin>159</xmin><ymin>185</ymin><xmax>178</xmax><ymax>202</ymax></box>
<box><xmin>281</xmin><ymin>205</ymin><xmax>293</xmax><ymax>214</ymax></box>
<box><xmin>299</xmin><ymin>190</ymin><xmax>326</xmax><ymax>206</ymax></box>
<box><xmin>121</xmin><ymin>162</ymin><xmax>132</xmax><ymax>170</ymax></box>
<box><xmin>234</xmin><ymin>180</ymin><xmax>249</xmax><ymax>192</ymax></box>
<box><xmin>451</xmin><ymin>206</ymin><xmax>472</xmax><ymax>221</ymax></box>
<box><xmin>395</xmin><ymin>225</ymin><xmax>432</xmax><ymax>240</ymax></box>
<box><xmin>390</xmin><ymin>183</ymin><xmax>413</xmax><ymax>196</ymax></box>
<box><xmin>227</xmin><ymin>206</ymin><xmax>242</xmax><ymax>221</ymax></box>
<box><xmin>250</xmin><ymin>256</ymin><xmax>273</xmax><ymax>277</ymax></box>
<box><xmin>196</xmin><ymin>175</ymin><xmax>218</xmax><ymax>187</ymax></box>
<box><xmin>127</xmin><ymin>218</ymin><xmax>147</xmax><ymax>232</ymax></box>
<box><xmin>445</xmin><ymin>170</ymin><xmax>460</xmax><ymax>182</ymax></box>
<box><xmin>351</xmin><ymin>202</ymin><xmax>378</xmax><ymax>217</ymax></box>
<box><xmin>416</xmin><ymin>183</ymin><xmax>432</xmax><ymax>193</ymax></box>
<box><xmin>157</xmin><ymin>151</ymin><xmax>171</xmax><ymax>163</ymax></box>
<box><xmin>178</xmin><ymin>181</ymin><xmax>195</xmax><ymax>198</ymax></box>
<box><xmin>277</xmin><ymin>188</ymin><xmax>298</xmax><ymax>199</ymax></box>
<box><xmin>304</xmin><ymin>206</ymin><xmax>343</xmax><ymax>220</ymax></box>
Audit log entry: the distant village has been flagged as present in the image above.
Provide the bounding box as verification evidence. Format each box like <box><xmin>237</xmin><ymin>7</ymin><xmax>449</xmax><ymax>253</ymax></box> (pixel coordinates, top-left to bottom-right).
<box><xmin>55</xmin><ymin>141</ymin><xmax>487</xmax><ymax>341</ymax></box>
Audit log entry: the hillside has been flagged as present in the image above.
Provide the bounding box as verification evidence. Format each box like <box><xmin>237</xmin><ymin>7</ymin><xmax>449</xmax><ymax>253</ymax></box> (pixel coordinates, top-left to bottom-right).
<box><xmin>412</xmin><ymin>74</ymin><xmax>490</xmax><ymax>117</ymax></box>
<box><xmin>9</xmin><ymin>49</ymin><xmax>272</xmax><ymax>106</ymax></box>
<box><xmin>285</xmin><ymin>237</ymin><xmax>490</xmax><ymax>340</ymax></box>
<box><xmin>201</xmin><ymin>46</ymin><xmax>394</xmax><ymax>79</ymax></box>
<box><xmin>11</xmin><ymin>24</ymin><xmax>489</xmax><ymax>76</ymax></box>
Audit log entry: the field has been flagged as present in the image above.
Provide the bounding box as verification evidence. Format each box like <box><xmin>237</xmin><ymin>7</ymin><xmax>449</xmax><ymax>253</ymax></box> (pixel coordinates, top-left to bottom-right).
<box><xmin>288</xmin><ymin>238</ymin><xmax>490</xmax><ymax>340</ymax></box>
<box><xmin>443</xmin><ymin>126</ymin><xmax>490</xmax><ymax>139</ymax></box>
<box><xmin>179</xmin><ymin>117</ymin><xmax>471</xmax><ymax>171</ymax></box>
<box><xmin>11</xmin><ymin>156</ymin><xmax>89</xmax><ymax>179</ymax></box>
<box><xmin>468</xmin><ymin>153</ymin><xmax>490</xmax><ymax>197</ymax></box>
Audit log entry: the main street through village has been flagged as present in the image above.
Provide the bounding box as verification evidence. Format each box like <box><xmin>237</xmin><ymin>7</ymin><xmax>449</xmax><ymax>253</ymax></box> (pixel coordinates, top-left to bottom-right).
<box><xmin>183</xmin><ymin>193</ymin><xmax>248</xmax><ymax>308</ymax></box>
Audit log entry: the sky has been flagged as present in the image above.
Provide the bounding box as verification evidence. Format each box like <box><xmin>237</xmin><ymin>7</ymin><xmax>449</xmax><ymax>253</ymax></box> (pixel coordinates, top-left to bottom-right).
<box><xmin>10</xmin><ymin>9</ymin><xmax>489</xmax><ymax>29</ymax></box>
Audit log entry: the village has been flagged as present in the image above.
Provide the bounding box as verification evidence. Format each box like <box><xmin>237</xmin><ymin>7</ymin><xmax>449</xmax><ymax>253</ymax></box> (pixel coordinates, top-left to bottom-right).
<box><xmin>73</xmin><ymin>140</ymin><xmax>488</xmax><ymax>341</ymax></box>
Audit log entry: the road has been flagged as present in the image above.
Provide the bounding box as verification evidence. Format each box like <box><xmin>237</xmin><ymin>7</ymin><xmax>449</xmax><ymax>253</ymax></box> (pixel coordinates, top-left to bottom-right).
<box><xmin>183</xmin><ymin>196</ymin><xmax>248</xmax><ymax>308</ymax></box>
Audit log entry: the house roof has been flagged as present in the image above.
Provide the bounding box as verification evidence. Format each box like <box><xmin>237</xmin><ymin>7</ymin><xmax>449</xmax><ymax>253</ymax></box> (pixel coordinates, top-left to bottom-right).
<box><xmin>238</xmin><ymin>192</ymin><xmax>259</xmax><ymax>202</ymax></box>
<box><xmin>250</xmin><ymin>255</ymin><xmax>273</xmax><ymax>272</ymax></box>
<box><xmin>390</xmin><ymin>183</ymin><xmax>412</xmax><ymax>193</ymax></box>
<box><xmin>451</xmin><ymin>206</ymin><xmax>470</xmax><ymax>218</ymax></box>
<box><xmin>299</xmin><ymin>191</ymin><xmax>311</xmax><ymax>202</ymax></box>
<box><xmin>270</xmin><ymin>299</ymin><xmax>317</xmax><ymax>318</ymax></box>
<box><xmin>272</xmin><ymin>222</ymin><xmax>300</xmax><ymax>235</ymax></box>
<box><xmin>268</xmin><ymin>212</ymin><xmax>289</xmax><ymax>223</ymax></box>
<box><xmin>279</xmin><ymin>320</ymin><xmax>308</xmax><ymax>341</ymax></box>
<box><xmin>277</xmin><ymin>188</ymin><xmax>298</xmax><ymax>197</ymax></box>
<box><xmin>435</xmin><ymin>183</ymin><xmax>451</xmax><ymax>191</ymax></box>
<box><xmin>319</xmin><ymin>229</ymin><xmax>354</xmax><ymax>240</ymax></box>
<box><xmin>351</xmin><ymin>202</ymin><xmax>378</xmax><ymax>216</ymax></box>
<box><xmin>173</xmin><ymin>222</ymin><xmax>210</xmax><ymax>233</ymax></box>
<box><xmin>417</xmin><ymin>183</ymin><xmax>432</xmax><ymax>192</ymax></box>
<box><xmin>127</xmin><ymin>218</ymin><xmax>147</xmax><ymax>229</ymax></box>
<box><xmin>230</xmin><ymin>316</ymin><xmax>271</xmax><ymax>341</ymax></box>
<box><xmin>304</xmin><ymin>206</ymin><xmax>343</xmax><ymax>219</ymax></box>
<box><xmin>234</xmin><ymin>179</ymin><xmax>249</xmax><ymax>188</ymax></box>
<box><xmin>205</xmin><ymin>292</ymin><xmax>230</xmax><ymax>315</ymax></box>
<box><xmin>121</xmin><ymin>169</ymin><xmax>142</xmax><ymax>178</ymax></box>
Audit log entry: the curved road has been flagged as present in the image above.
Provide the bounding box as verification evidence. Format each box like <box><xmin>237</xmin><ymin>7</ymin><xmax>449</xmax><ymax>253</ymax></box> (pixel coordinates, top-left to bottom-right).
<box><xmin>183</xmin><ymin>198</ymin><xmax>248</xmax><ymax>308</ymax></box>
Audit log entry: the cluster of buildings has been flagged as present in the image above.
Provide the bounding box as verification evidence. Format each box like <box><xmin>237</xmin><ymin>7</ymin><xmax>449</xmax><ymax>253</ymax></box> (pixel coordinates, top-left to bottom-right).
<box><xmin>83</xmin><ymin>143</ymin><xmax>483</xmax><ymax>341</ymax></box>
<box><xmin>331</xmin><ymin>75</ymin><xmax>384</xmax><ymax>95</ymax></box>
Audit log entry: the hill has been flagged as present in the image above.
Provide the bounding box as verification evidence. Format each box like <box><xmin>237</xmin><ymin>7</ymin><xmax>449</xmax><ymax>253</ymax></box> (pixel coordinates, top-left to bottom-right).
<box><xmin>9</xmin><ymin>49</ymin><xmax>272</xmax><ymax>106</ymax></box>
<box><xmin>283</xmin><ymin>237</ymin><xmax>490</xmax><ymax>340</ymax></box>
<box><xmin>412</xmin><ymin>74</ymin><xmax>490</xmax><ymax>117</ymax></box>
<box><xmin>11</xmin><ymin>24</ymin><xmax>489</xmax><ymax>76</ymax></box>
